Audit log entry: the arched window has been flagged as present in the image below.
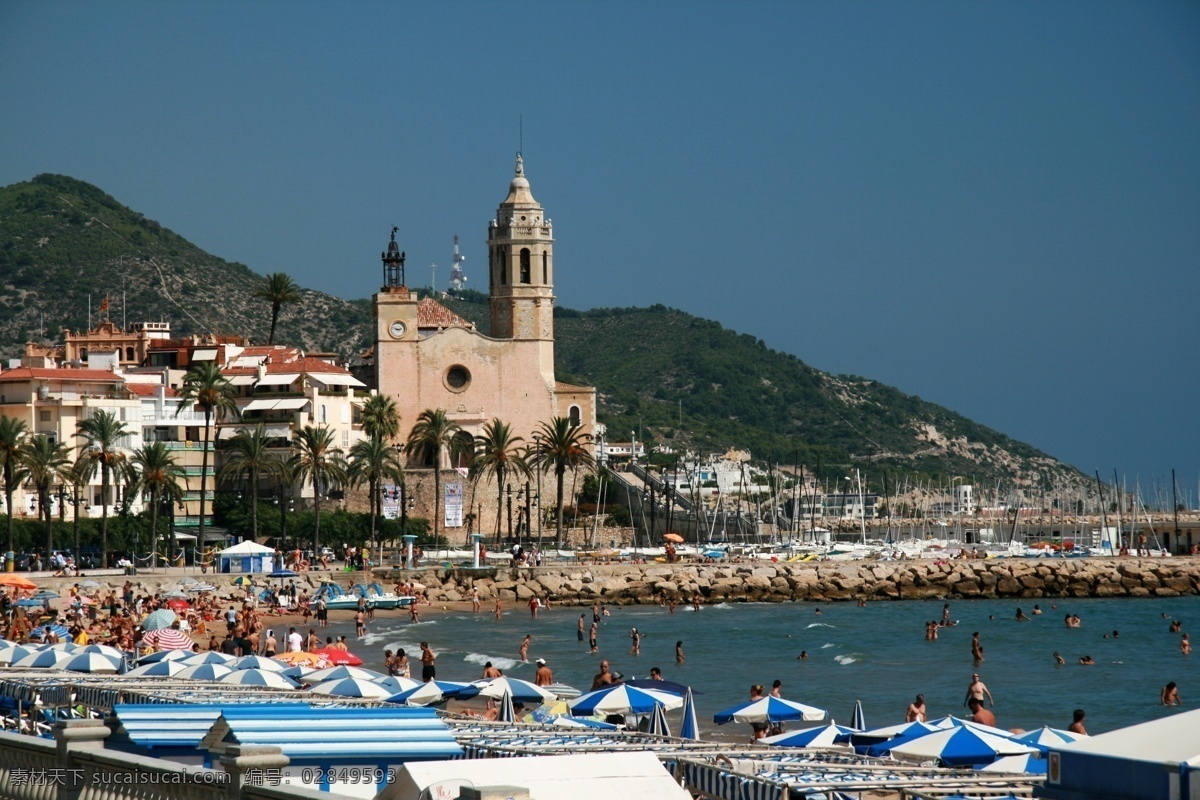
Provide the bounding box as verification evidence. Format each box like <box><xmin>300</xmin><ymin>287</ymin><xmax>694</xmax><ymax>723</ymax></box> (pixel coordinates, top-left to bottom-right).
<box><xmin>125</xmin><ymin>347</ymin><xmax>135</xmax><ymax>362</ymax></box>
<box><xmin>542</xmin><ymin>251</ymin><xmax>549</xmax><ymax>283</ymax></box>
<box><xmin>520</xmin><ymin>248</ymin><xmax>531</xmax><ymax>283</ymax></box>
<box><xmin>569</xmin><ymin>405</ymin><xmax>582</xmax><ymax>426</ymax></box>
<box><xmin>451</xmin><ymin>431</ymin><xmax>474</xmax><ymax>470</ymax></box>
<box><xmin>79</xmin><ymin>347</ymin><xmax>88</xmax><ymax>361</ymax></box>
<box><xmin>500</xmin><ymin>252</ymin><xmax>507</xmax><ymax>285</ymax></box>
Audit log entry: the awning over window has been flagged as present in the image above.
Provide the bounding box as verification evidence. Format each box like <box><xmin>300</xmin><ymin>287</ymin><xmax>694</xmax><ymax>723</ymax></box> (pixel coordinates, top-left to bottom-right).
<box><xmin>307</xmin><ymin>373</ymin><xmax>366</xmax><ymax>387</ymax></box>
<box><xmin>242</xmin><ymin>398</ymin><xmax>310</xmax><ymax>412</ymax></box>
<box><xmin>191</xmin><ymin>349</ymin><xmax>218</xmax><ymax>361</ymax></box>
<box><xmin>255</xmin><ymin>373</ymin><xmax>299</xmax><ymax>386</ymax></box>
<box><xmin>226</xmin><ymin>375</ymin><xmax>257</xmax><ymax>385</ymax></box>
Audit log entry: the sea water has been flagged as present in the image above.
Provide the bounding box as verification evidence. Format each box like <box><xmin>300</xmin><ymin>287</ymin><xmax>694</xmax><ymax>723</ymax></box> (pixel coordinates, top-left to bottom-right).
<box><xmin>322</xmin><ymin>595</ymin><xmax>1200</xmax><ymax>736</ymax></box>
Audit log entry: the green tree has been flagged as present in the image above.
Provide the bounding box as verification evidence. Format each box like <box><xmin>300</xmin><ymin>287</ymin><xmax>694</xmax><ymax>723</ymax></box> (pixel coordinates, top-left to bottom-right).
<box><xmin>253</xmin><ymin>272</ymin><xmax>302</xmax><ymax>345</ymax></box>
<box><xmin>218</xmin><ymin>424</ymin><xmax>283</xmax><ymax>541</ymax></box>
<box><xmin>177</xmin><ymin>362</ymin><xmax>239</xmax><ymax>559</ymax></box>
<box><xmin>20</xmin><ymin>435</ymin><xmax>70</xmax><ymax>565</ymax></box>
<box><xmin>131</xmin><ymin>441</ymin><xmax>185</xmax><ymax>569</ymax></box>
<box><xmin>348</xmin><ymin>437</ymin><xmax>404</xmax><ymax>563</ymax></box>
<box><xmin>406</xmin><ymin>409</ymin><xmax>465</xmax><ymax>545</ymax></box>
<box><xmin>360</xmin><ymin>394</ymin><xmax>400</xmax><ymax>443</ymax></box>
<box><xmin>469</xmin><ymin>418</ymin><xmax>530</xmax><ymax>542</ymax></box>
<box><xmin>0</xmin><ymin>416</ymin><xmax>29</xmax><ymax>561</ymax></box>
<box><xmin>77</xmin><ymin>409</ymin><xmax>130</xmax><ymax>568</ymax></box>
<box><xmin>531</xmin><ymin>416</ymin><xmax>596</xmax><ymax>546</ymax></box>
<box><xmin>61</xmin><ymin>456</ymin><xmax>95</xmax><ymax>561</ymax></box>
<box><xmin>289</xmin><ymin>424</ymin><xmax>347</xmax><ymax>558</ymax></box>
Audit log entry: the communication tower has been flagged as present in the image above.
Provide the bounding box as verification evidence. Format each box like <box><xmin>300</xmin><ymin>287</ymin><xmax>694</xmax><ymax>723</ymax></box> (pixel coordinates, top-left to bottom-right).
<box><xmin>448</xmin><ymin>234</ymin><xmax>468</xmax><ymax>292</ymax></box>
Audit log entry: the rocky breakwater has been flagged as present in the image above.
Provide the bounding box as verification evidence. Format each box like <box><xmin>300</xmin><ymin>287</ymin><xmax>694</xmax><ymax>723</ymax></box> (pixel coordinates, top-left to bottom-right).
<box><xmin>391</xmin><ymin>558</ymin><xmax>1200</xmax><ymax>606</ymax></box>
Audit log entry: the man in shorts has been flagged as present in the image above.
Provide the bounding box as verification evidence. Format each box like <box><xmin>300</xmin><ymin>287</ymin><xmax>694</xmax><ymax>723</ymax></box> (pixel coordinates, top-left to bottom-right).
<box><xmin>419</xmin><ymin>641</ymin><xmax>436</xmax><ymax>682</ymax></box>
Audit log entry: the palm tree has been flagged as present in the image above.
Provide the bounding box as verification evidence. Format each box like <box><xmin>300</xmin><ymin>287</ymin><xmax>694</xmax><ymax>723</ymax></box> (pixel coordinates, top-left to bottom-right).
<box><xmin>289</xmin><ymin>424</ymin><xmax>347</xmax><ymax>559</ymax></box>
<box><xmin>406</xmin><ymin>409</ymin><xmax>465</xmax><ymax>545</ymax></box>
<box><xmin>217</xmin><ymin>424</ymin><xmax>282</xmax><ymax>540</ymax></box>
<box><xmin>61</xmin><ymin>456</ymin><xmax>95</xmax><ymax>563</ymax></box>
<box><xmin>21</xmin><ymin>435</ymin><xmax>70</xmax><ymax>567</ymax></box>
<box><xmin>131</xmin><ymin>442</ymin><xmax>185</xmax><ymax>570</ymax></box>
<box><xmin>360</xmin><ymin>393</ymin><xmax>400</xmax><ymax>443</ymax></box>
<box><xmin>0</xmin><ymin>416</ymin><xmax>29</xmax><ymax>563</ymax></box>
<box><xmin>77</xmin><ymin>410</ymin><xmax>130</xmax><ymax>568</ymax></box>
<box><xmin>531</xmin><ymin>416</ymin><xmax>596</xmax><ymax>547</ymax></box>
<box><xmin>469</xmin><ymin>419</ymin><xmax>531</xmax><ymax>543</ymax></box>
<box><xmin>177</xmin><ymin>362</ymin><xmax>239</xmax><ymax>558</ymax></box>
<box><xmin>348</xmin><ymin>437</ymin><xmax>405</xmax><ymax>564</ymax></box>
<box><xmin>253</xmin><ymin>272</ymin><xmax>303</xmax><ymax>345</ymax></box>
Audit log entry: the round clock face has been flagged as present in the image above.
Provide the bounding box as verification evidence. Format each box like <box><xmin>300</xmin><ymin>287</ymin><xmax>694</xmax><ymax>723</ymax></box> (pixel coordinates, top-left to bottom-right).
<box><xmin>389</xmin><ymin>320</ymin><xmax>407</xmax><ymax>338</ymax></box>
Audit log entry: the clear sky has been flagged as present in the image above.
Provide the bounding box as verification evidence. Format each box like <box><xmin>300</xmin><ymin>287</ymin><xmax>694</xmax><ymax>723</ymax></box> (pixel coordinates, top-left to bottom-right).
<box><xmin>1</xmin><ymin>1</ymin><xmax>1197</xmax><ymax>501</ymax></box>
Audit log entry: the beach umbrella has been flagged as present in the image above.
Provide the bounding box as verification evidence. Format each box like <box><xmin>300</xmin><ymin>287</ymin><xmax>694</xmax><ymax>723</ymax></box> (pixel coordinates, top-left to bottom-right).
<box><xmin>0</xmin><ymin>574</ymin><xmax>37</xmax><ymax>590</ymax></box>
<box><xmin>137</xmin><ymin>648</ymin><xmax>194</xmax><ymax>664</ymax></box>
<box><xmin>186</xmin><ymin>584</ymin><xmax>217</xmax><ymax>593</ymax></box>
<box><xmin>0</xmin><ymin>644</ymin><xmax>42</xmax><ymax>665</ymax></box>
<box><xmin>979</xmin><ymin>754</ymin><xmax>1048</xmax><ymax>774</ymax></box>
<box><xmin>124</xmin><ymin>660</ymin><xmax>190</xmax><ymax>678</ymax></box>
<box><xmin>79</xmin><ymin>644</ymin><xmax>127</xmax><ymax>661</ymax></box>
<box><xmin>306</xmin><ymin>665</ymin><xmax>385</xmax><ymax>683</ymax></box>
<box><xmin>649</xmin><ymin>702</ymin><xmax>671</xmax><ymax>736</ymax></box>
<box><xmin>310</xmin><ymin>648</ymin><xmax>363</xmax><ymax>666</ymax></box>
<box><xmin>13</xmin><ymin>649</ymin><xmax>75</xmax><ymax>670</ymax></box>
<box><xmin>32</xmin><ymin>590</ymin><xmax>59</xmax><ymax>600</ymax></box>
<box><xmin>857</xmin><ymin>719</ymin><xmax>941</xmax><ymax>743</ymax></box>
<box><xmin>140</xmin><ymin>609</ymin><xmax>177</xmax><ymax>631</ymax></box>
<box><xmin>268</xmin><ymin>569</ymin><xmax>298</xmax><ymax>578</ymax></box>
<box><xmin>35</xmin><ymin>624</ymin><xmax>72</xmax><ymax>641</ymax></box>
<box><xmin>1011</xmin><ymin>726</ymin><xmax>1083</xmax><ymax>753</ymax></box>
<box><xmin>763</xmin><ymin>723</ymin><xmax>859</xmax><ymax>749</ymax></box>
<box><xmin>14</xmin><ymin>598</ymin><xmax>46</xmax><ymax>608</ymax></box>
<box><xmin>663</xmin><ymin>533</ymin><xmax>684</xmax><ymax>543</ymax></box>
<box><xmin>467</xmin><ymin>677</ymin><xmax>557</xmax><ymax>706</ymax></box>
<box><xmin>377</xmin><ymin>676</ymin><xmax>421</xmax><ymax>695</ymax></box>
<box><xmin>280</xmin><ymin>664</ymin><xmax>319</xmax><ymax>681</ymax></box>
<box><xmin>179</xmin><ymin>650</ymin><xmax>236</xmax><ymax>666</ymax></box>
<box><xmin>714</xmin><ymin>696</ymin><xmax>826</xmax><ymax>725</ymax></box>
<box><xmin>46</xmin><ymin>641</ymin><xmax>83</xmax><ymax>652</ymax></box>
<box><xmin>309</xmin><ymin>677</ymin><xmax>394</xmax><ymax>700</ymax></box>
<box><xmin>545</xmin><ymin>716</ymin><xmax>619</xmax><ymax>729</ymax></box>
<box><xmin>165</xmin><ymin>599</ymin><xmax>191</xmax><ymax>612</ymax></box>
<box><xmin>569</xmin><ymin>684</ymin><xmax>682</xmax><ymax>716</ymax></box>
<box><xmin>63</xmin><ymin>652</ymin><xmax>123</xmax><ymax>674</ymax></box>
<box><xmin>851</xmin><ymin>699</ymin><xmax>866</xmax><ymax>731</ymax></box>
<box><xmin>929</xmin><ymin>715</ymin><xmax>1016</xmax><ymax>739</ymax></box>
<box><xmin>386</xmin><ymin>680</ymin><xmax>473</xmax><ymax>706</ymax></box>
<box><xmin>218</xmin><ymin>669</ymin><xmax>299</xmax><ymax>690</ymax></box>
<box><xmin>496</xmin><ymin>690</ymin><xmax>517</xmax><ymax>723</ymax></box>
<box><xmin>885</xmin><ymin>726</ymin><xmax>1037</xmax><ymax>767</ymax></box>
<box><xmin>230</xmin><ymin>576</ymin><xmax>254</xmax><ymax>586</ymax></box>
<box><xmin>623</xmin><ymin>678</ymin><xmax>700</xmax><ymax>697</ymax></box>
<box><xmin>273</xmin><ymin>651</ymin><xmax>332</xmax><ymax>668</ymax></box>
<box><xmin>79</xmin><ymin>580</ymin><xmax>101</xmax><ymax>590</ymax></box>
<box><xmin>140</xmin><ymin>628</ymin><xmax>194</xmax><ymax>652</ymax></box>
<box><xmin>679</xmin><ymin>687</ymin><xmax>700</xmax><ymax>741</ymax></box>
<box><xmin>232</xmin><ymin>655</ymin><xmax>289</xmax><ymax>672</ymax></box>
<box><xmin>175</xmin><ymin>663</ymin><xmax>234</xmax><ymax>682</ymax></box>
<box><xmin>162</xmin><ymin>589</ymin><xmax>190</xmax><ymax>600</ymax></box>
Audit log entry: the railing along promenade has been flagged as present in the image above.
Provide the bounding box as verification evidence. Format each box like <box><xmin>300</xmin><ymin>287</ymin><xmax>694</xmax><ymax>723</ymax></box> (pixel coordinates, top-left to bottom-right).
<box><xmin>0</xmin><ymin>721</ymin><xmax>339</xmax><ymax>800</ymax></box>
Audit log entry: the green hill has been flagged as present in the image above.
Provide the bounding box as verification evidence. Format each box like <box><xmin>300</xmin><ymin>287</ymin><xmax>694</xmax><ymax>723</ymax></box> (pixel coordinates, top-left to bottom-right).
<box><xmin>0</xmin><ymin>174</ymin><xmax>1075</xmax><ymax>486</ymax></box>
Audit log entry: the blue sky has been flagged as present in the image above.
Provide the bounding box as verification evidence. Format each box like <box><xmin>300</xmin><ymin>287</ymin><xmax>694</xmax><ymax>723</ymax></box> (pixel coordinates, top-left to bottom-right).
<box><xmin>1</xmin><ymin>1</ymin><xmax>1197</xmax><ymax>501</ymax></box>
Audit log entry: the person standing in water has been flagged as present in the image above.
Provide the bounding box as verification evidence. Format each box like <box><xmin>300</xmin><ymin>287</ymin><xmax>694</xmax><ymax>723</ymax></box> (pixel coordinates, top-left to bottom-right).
<box><xmin>906</xmin><ymin>694</ymin><xmax>927</xmax><ymax>722</ymax></box>
<box><xmin>676</xmin><ymin>640</ymin><xmax>685</xmax><ymax>664</ymax></box>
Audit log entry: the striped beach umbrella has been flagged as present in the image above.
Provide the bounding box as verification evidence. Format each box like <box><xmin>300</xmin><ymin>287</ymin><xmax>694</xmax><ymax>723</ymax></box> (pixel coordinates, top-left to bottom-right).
<box><xmin>140</xmin><ymin>609</ymin><xmax>177</xmax><ymax>631</ymax></box>
<box><xmin>376</xmin><ymin>676</ymin><xmax>421</xmax><ymax>695</ymax></box>
<box><xmin>12</xmin><ymin>649</ymin><xmax>75</xmax><ymax>670</ymax></box>
<box><xmin>141</xmin><ymin>628</ymin><xmax>195</xmax><ymax>652</ymax></box>
<box><xmin>464</xmin><ymin>677</ymin><xmax>556</xmax><ymax>706</ymax></box>
<box><xmin>1011</xmin><ymin>726</ymin><xmax>1083</xmax><ymax>753</ymax></box>
<box><xmin>496</xmin><ymin>690</ymin><xmax>517</xmax><ymax>723</ymax></box>
<box><xmin>175</xmin><ymin>663</ymin><xmax>234</xmax><ymax>682</ymax></box>
<box><xmin>679</xmin><ymin>687</ymin><xmax>701</xmax><ymax>741</ymax></box>
<box><xmin>178</xmin><ymin>651</ymin><xmax>236</xmax><ymax>666</ymax></box>
<box><xmin>763</xmin><ymin>722</ymin><xmax>858</xmax><ymax>748</ymax></box>
<box><xmin>885</xmin><ymin>726</ymin><xmax>1037</xmax><ymax>767</ymax></box>
<box><xmin>0</xmin><ymin>644</ymin><xmax>40</xmax><ymax>665</ymax></box>
<box><xmin>79</xmin><ymin>644</ymin><xmax>127</xmax><ymax>660</ymax></box>
<box><xmin>386</xmin><ymin>680</ymin><xmax>473</xmax><ymax>706</ymax></box>
<box><xmin>232</xmin><ymin>655</ymin><xmax>289</xmax><ymax>672</ymax></box>
<box><xmin>851</xmin><ymin>699</ymin><xmax>866</xmax><ymax>731</ymax></box>
<box><xmin>308</xmin><ymin>677</ymin><xmax>394</xmax><ymax>700</ymax></box>
<box><xmin>713</xmin><ymin>696</ymin><xmax>826</xmax><ymax>725</ymax></box>
<box><xmin>306</xmin><ymin>665</ymin><xmax>385</xmax><ymax>683</ymax></box>
<box><xmin>137</xmin><ymin>648</ymin><xmax>194</xmax><ymax>664</ymax></box>
<box><xmin>980</xmin><ymin>753</ymin><xmax>1049</xmax><ymax>774</ymax></box>
<box><xmin>569</xmin><ymin>684</ymin><xmax>682</xmax><ymax>716</ymax></box>
<box><xmin>124</xmin><ymin>660</ymin><xmax>190</xmax><ymax>678</ymax></box>
<box><xmin>64</xmin><ymin>652</ymin><xmax>123</xmax><ymax>674</ymax></box>
<box><xmin>218</xmin><ymin>669</ymin><xmax>299</xmax><ymax>689</ymax></box>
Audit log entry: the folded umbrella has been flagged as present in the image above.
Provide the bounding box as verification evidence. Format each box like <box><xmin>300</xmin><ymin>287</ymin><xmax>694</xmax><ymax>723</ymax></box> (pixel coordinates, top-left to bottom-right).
<box><xmin>1011</xmin><ymin>726</ymin><xmax>1083</xmax><ymax>752</ymax></box>
<box><xmin>679</xmin><ymin>687</ymin><xmax>701</xmax><ymax>741</ymax></box>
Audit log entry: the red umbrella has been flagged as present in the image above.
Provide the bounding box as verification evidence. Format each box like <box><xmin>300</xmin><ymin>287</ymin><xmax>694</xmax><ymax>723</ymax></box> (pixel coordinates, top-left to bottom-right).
<box><xmin>142</xmin><ymin>628</ymin><xmax>195</xmax><ymax>652</ymax></box>
<box><xmin>166</xmin><ymin>599</ymin><xmax>191</xmax><ymax>611</ymax></box>
<box><xmin>311</xmin><ymin>648</ymin><xmax>363</xmax><ymax>666</ymax></box>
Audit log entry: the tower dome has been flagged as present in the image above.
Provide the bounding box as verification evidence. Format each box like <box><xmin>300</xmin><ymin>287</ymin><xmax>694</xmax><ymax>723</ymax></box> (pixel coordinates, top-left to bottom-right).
<box><xmin>503</xmin><ymin>153</ymin><xmax>536</xmax><ymax>206</ymax></box>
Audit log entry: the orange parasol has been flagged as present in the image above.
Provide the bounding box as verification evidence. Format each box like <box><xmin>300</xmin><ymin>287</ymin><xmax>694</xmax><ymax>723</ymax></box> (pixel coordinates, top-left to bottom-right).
<box><xmin>663</xmin><ymin>533</ymin><xmax>685</xmax><ymax>543</ymax></box>
<box><xmin>0</xmin><ymin>574</ymin><xmax>37</xmax><ymax>591</ymax></box>
<box><xmin>274</xmin><ymin>651</ymin><xmax>332</xmax><ymax>668</ymax></box>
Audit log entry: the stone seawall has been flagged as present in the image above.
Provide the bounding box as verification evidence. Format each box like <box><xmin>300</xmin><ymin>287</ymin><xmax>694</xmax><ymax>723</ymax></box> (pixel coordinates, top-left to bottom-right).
<box><xmin>388</xmin><ymin>557</ymin><xmax>1200</xmax><ymax>606</ymax></box>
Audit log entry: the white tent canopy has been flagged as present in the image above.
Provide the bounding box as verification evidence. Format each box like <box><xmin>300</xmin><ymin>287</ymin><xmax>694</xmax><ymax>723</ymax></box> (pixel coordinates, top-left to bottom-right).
<box><xmin>218</xmin><ymin>540</ymin><xmax>275</xmax><ymax>556</ymax></box>
<box><xmin>382</xmin><ymin>752</ymin><xmax>691</xmax><ymax>800</ymax></box>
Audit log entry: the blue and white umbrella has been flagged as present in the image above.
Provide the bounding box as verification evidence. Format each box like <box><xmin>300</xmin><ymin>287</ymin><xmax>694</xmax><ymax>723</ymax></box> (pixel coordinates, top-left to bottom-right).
<box><xmin>306</xmin><ymin>665</ymin><xmax>386</xmax><ymax>683</ymax></box>
<box><xmin>649</xmin><ymin>703</ymin><xmax>671</xmax><ymax>736</ymax></box>
<box><xmin>979</xmin><ymin>754</ymin><xmax>1048</xmax><ymax>774</ymax></box>
<box><xmin>280</xmin><ymin>664</ymin><xmax>319</xmax><ymax>681</ymax></box>
<box><xmin>218</xmin><ymin>668</ymin><xmax>298</xmax><ymax>689</ymax></box>
<box><xmin>0</xmin><ymin>644</ymin><xmax>40</xmax><ymax>665</ymax></box>
<box><xmin>309</xmin><ymin>677</ymin><xmax>394</xmax><ymax>700</ymax></box>
<box><xmin>885</xmin><ymin>726</ymin><xmax>1037</xmax><ymax>767</ymax></box>
<box><xmin>185</xmin><ymin>584</ymin><xmax>217</xmax><ymax>593</ymax></box>
<box><xmin>569</xmin><ymin>684</ymin><xmax>682</xmax><ymax>715</ymax></box>
<box><xmin>12</xmin><ymin>649</ymin><xmax>75</xmax><ymax>670</ymax></box>
<box><xmin>15</xmin><ymin>598</ymin><xmax>48</xmax><ymax>608</ymax></box>
<box><xmin>137</xmin><ymin>648</ymin><xmax>193</xmax><ymax>664</ymax></box>
<box><xmin>79</xmin><ymin>644</ymin><xmax>126</xmax><ymax>660</ymax></box>
<box><xmin>63</xmin><ymin>652</ymin><xmax>123</xmax><ymax>674</ymax></box>
<box><xmin>377</xmin><ymin>676</ymin><xmax>421</xmax><ymax>695</ymax></box>
<box><xmin>544</xmin><ymin>716</ymin><xmax>619</xmax><ymax>729</ymax></box>
<box><xmin>124</xmin><ymin>660</ymin><xmax>190</xmax><ymax>678</ymax></box>
<box><xmin>851</xmin><ymin>699</ymin><xmax>866</xmax><ymax>731</ymax></box>
<box><xmin>175</xmin><ymin>663</ymin><xmax>234</xmax><ymax>682</ymax></box>
<box><xmin>466</xmin><ymin>677</ymin><xmax>557</xmax><ymax>706</ymax></box>
<box><xmin>496</xmin><ymin>690</ymin><xmax>517</xmax><ymax>723</ymax></box>
<box><xmin>387</xmin><ymin>680</ymin><xmax>473</xmax><ymax>706</ymax></box>
<box><xmin>1011</xmin><ymin>726</ymin><xmax>1083</xmax><ymax>753</ymax></box>
<box><xmin>679</xmin><ymin>687</ymin><xmax>701</xmax><ymax>741</ymax></box>
<box><xmin>179</xmin><ymin>651</ymin><xmax>237</xmax><ymax>666</ymax></box>
<box><xmin>140</xmin><ymin>609</ymin><xmax>177</xmax><ymax>631</ymax></box>
<box><xmin>714</xmin><ymin>696</ymin><xmax>826</xmax><ymax>725</ymax></box>
<box><xmin>763</xmin><ymin>722</ymin><xmax>859</xmax><ymax>748</ymax></box>
<box><xmin>232</xmin><ymin>655</ymin><xmax>289</xmax><ymax>673</ymax></box>
<box><xmin>862</xmin><ymin>722</ymin><xmax>949</xmax><ymax>756</ymax></box>
<box><xmin>46</xmin><ymin>641</ymin><xmax>83</xmax><ymax>652</ymax></box>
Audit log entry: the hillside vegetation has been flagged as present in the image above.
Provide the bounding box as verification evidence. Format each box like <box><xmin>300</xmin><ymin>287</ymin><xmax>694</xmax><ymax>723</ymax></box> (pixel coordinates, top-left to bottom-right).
<box><xmin>0</xmin><ymin>175</ymin><xmax>1074</xmax><ymax>485</ymax></box>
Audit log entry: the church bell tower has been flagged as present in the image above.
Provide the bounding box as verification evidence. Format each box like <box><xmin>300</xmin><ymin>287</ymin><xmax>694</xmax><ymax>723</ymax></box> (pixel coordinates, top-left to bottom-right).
<box><xmin>373</xmin><ymin>226</ymin><xmax>418</xmax><ymax>396</ymax></box>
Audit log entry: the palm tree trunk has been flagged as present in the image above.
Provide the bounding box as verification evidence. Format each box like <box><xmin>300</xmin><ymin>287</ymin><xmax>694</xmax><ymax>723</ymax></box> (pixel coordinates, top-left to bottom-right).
<box><xmin>150</xmin><ymin>487</ymin><xmax>159</xmax><ymax>570</ymax></box>
<box><xmin>313</xmin><ymin>469</ymin><xmax>322</xmax><ymax>558</ymax></box>
<box><xmin>495</xmin><ymin>467</ymin><xmax>505</xmax><ymax>544</ymax></box>
<box><xmin>195</xmin><ymin>408</ymin><xmax>211</xmax><ymax>566</ymax></box>
<box><xmin>432</xmin><ymin>457</ymin><xmax>441</xmax><ymax>544</ymax></box>
<box><xmin>556</xmin><ymin>464</ymin><xmax>566</xmax><ymax>546</ymax></box>
<box><xmin>72</xmin><ymin>486</ymin><xmax>81</xmax><ymax>561</ymax></box>
<box><xmin>100</xmin><ymin>466</ymin><xmax>110</xmax><ymax>568</ymax></box>
<box><xmin>369</xmin><ymin>476</ymin><xmax>378</xmax><ymax>566</ymax></box>
<box><xmin>5</xmin><ymin>464</ymin><xmax>14</xmax><ymax>558</ymax></box>
<box><xmin>250</xmin><ymin>470</ymin><xmax>259</xmax><ymax>538</ymax></box>
<box><xmin>43</xmin><ymin>487</ymin><xmax>53</xmax><ymax>568</ymax></box>
<box><xmin>269</xmin><ymin>303</ymin><xmax>281</xmax><ymax>345</ymax></box>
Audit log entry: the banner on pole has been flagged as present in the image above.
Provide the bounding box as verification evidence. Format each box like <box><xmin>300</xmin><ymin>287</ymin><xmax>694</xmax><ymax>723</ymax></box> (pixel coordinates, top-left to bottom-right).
<box><xmin>444</xmin><ymin>481</ymin><xmax>463</xmax><ymax>528</ymax></box>
<box><xmin>382</xmin><ymin>484</ymin><xmax>401</xmax><ymax>520</ymax></box>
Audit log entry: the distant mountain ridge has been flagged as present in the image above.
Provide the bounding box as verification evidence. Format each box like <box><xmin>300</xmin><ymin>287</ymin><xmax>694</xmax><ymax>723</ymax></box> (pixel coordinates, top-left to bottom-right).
<box><xmin>0</xmin><ymin>174</ymin><xmax>1076</xmax><ymax>485</ymax></box>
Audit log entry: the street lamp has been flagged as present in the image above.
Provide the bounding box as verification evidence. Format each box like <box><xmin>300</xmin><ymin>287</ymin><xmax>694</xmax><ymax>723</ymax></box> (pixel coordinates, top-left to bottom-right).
<box><xmin>506</xmin><ymin>484</ymin><xmax>514</xmax><ymax>545</ymax></box>
<box><xmin>533</xmin><ymin>433</ymin><xmax>542</xmax><ymax>550</ymax></box>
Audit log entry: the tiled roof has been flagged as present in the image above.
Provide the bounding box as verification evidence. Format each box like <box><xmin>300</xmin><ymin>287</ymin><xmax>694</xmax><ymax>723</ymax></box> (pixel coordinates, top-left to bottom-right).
<box><xmin>0</xmin><ymin>368</ymin><xmax>123</xmax><ymax>383</ymax></box>
<box><xmin>266</xmin><ymin>357</ymin><xmax>350</xmax><ymax>375</ymax></box>
<box><xmin>417</xmin><ymin>298</ymin><xmax>470</xmax><ymax>329</ymax></box>
<box><xmin>126</xmin><ymin>383</ymin><xmax>178</xmax><ymax>397</ymax></box>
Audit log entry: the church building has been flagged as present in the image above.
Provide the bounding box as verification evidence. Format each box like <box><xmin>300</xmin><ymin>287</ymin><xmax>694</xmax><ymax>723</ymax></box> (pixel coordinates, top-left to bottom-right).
<box><xmin>373</xmin><ymin>156</ymin><xmax>596</xmax><ymax>481</ymax></box>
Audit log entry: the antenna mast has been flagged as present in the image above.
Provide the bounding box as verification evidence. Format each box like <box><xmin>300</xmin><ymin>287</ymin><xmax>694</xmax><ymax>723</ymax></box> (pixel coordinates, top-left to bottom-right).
<box><xmin>448</xmin><ymin>234</ymin><xmax>467</xmax><ymax>292</ymax></box>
